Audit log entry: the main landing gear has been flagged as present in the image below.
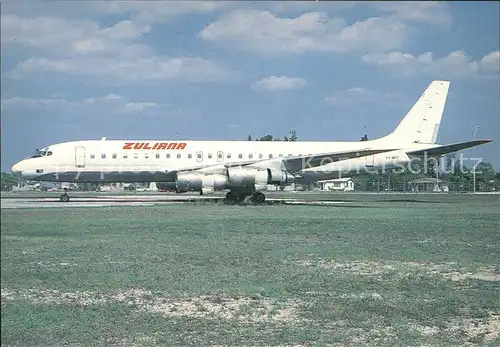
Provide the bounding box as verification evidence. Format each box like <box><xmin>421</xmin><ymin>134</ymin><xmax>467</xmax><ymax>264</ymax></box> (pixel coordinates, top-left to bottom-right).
<box><xmin>59</xmin><ymin>188</ymin><xmax>70</xmax><ymax>202</ymax></box>
<box><xmin>225</xmin><ymin>191</ymin><xmax>266</xmax><ymax>204</ymax></box>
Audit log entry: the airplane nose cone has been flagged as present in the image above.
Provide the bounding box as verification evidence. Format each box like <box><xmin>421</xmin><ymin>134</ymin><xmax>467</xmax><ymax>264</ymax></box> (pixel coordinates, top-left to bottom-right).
<box><xmin>12</xmin><ymin>162</ymin><xmax>23</xmax><ymax>176</ymax></box>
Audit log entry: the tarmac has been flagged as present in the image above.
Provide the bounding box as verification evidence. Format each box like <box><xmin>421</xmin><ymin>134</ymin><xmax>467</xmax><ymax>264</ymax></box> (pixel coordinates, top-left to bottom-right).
<box><xmin>0</xmin><ymin>194</ymin><xmax>353</xmax><ymax>209</ymax></box>
<box><xmin>2</xmin><ymin>191</ymin><xmax>498</xmax><ymax>209</ymax></box>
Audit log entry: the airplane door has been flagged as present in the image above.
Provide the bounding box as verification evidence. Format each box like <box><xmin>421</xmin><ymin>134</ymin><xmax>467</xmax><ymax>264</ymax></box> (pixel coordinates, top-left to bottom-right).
<box><xmin>75</xmin><ymin>146</ymin><xmax>85</xmax><ymax>168</ymax></box>
<box><xmin>196</xmin><ymin>151</ymin><xmax>203</xmax><ymax>163</ymax></box>
<box><xmin>217</xmin><ymin>151</ymin><xmax>224</xmax><ymax>163</ymax></box>
<box><xmin>365</xmin><ymin>154</ymin><xmax>374</xmax><ymax>167</ymax></box>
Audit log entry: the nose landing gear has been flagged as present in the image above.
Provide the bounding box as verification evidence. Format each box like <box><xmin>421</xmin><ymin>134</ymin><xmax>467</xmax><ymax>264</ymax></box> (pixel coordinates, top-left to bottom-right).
<box><xmin>59</xmin><ymin>188</ymin><xmax>70</xmax><ymax>202</ymax></box>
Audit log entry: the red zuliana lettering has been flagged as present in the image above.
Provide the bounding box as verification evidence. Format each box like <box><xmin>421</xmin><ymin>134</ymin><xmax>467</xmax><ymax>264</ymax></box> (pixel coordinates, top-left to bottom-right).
<box><xmin>124</xmin><ymin>141</ymin><xmax>186</xmax><ymax>150</ymax></box>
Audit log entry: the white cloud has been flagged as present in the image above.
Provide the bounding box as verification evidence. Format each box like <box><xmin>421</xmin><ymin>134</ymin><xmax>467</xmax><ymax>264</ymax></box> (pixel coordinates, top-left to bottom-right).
<box><xmin>101</xmin><ymin>93</ymin><xmax>124</xmax><ymax>102</ymax></box>
<box><xmin>1</xmin><ymin>14</ymin><xmax>151</xmax><ymax>56</ymax></box>
<box><xmin>325</xmin><ymin>87</ymin><xmax>399</xmax><ymax>106</ymax></box>
<box><xmin>362</xmin><ymin>50</ymin><xmax>500</xmax><ymax>78</ymax></box>
<box><xmin>200</xmin><ymin>10</ymin><xmax>411</xmax><ymax>56</ymax></box>
<box><xmin>370</xmin><ymin>2</ymin><xmax>452</xmax><ymax>29</ymax></box>
<box><xmin>94</xmin><ymin>1</ymin><xmax>231</xmax><ymax>24</ymax></box>
<box><xmin>10</xmin><ymin>56</ymin><xmax>233</xmax><ymax>84</ymax></box>
<box><xmin>480</xmin><ymin>51</ymin><xmax>500</xmax><ymax>73</ymax></box>
<box><xmin>3</xmin><ymin>13</ymin><xmax>233</xmax><ymax>84</ymax></box>
<box><xmin>199</xmin><ymin>3</ymin><xmax>451</xmax><ymax>57</ymax></box>
<box><xmin>250</xmin><ymin>76</ymin><xmax>307</xmax><ymax>91</ymax></box>
<box><xmin>1</xmin><ymin>94</ymin><xmax>200</xmax><ymax>117</ymax></box>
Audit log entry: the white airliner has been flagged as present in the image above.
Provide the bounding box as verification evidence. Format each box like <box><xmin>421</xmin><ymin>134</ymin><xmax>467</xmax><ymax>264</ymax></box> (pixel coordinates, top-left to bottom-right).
<box><xmin>11</xmin><ymin>80</ymin><xmax>491</xmax><ymax>203</ymax></box>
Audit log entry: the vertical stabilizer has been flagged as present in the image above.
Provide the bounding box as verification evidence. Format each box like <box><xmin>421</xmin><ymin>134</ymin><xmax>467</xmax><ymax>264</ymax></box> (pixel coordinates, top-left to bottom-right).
<box><xmin>385</xmin><ymin>80</ymin><xmax>450</xmax><ymax>144</ymax></box>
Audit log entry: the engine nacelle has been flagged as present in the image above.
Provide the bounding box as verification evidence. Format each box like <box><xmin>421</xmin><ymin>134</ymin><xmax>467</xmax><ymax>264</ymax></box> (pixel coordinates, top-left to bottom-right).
<box><xmin>155</xmin><ymin>182</ymin><xmax>177</xmax><ymax>191</ymax></box>
<box><xmin>175</xmin><ymin>172</ymin><xmax>228</xmax><ymax>193</ymax></box>
<box><xmin>226</xmin><ymin>167</ymin><xmax>268</xmax><ymax>189</ymax></box>
<box><xmin>175</xmin><ymin>167</ymin><xmax>296</xmax><ymax>193</ymax></box>
<box><xmin>201</xmin><ymin>174</ymin><xmax>227</xmax><ymax>190</ymax></box>
<box><xmin>267</xmin><ymin>168</ymin><xmax>296</xmax><ymax>185</ymax></box>
<box><xmin>175</xmin><ymin>172</ymin><xmax>204</xmax><ymax>193</ymax></box>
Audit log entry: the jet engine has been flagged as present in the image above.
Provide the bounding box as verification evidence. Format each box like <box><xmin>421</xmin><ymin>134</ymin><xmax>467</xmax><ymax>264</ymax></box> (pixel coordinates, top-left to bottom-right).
<box><xmin>175</xmin><ymin>172</ymin><xmax>227</xmax><ymax>193</ymax></box>
<box><xmin>226</xmin><ymin>167</ymin><xmax>268</xmax><ymax>189</ymax></box>
<box><xmin>174</xmin><ymin>167</ymin><xmax>296</xmax><ymax>194</ymax></box>
<box><xmin>267</xmin><ymin>168</ymin><xmax>296</xmax><ymax>185</ymax></box>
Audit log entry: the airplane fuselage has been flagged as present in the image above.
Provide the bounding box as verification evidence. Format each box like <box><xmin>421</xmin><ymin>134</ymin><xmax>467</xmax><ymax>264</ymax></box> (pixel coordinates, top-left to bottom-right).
<box><xmin>12</xmin><ymin>137</ymin><xmax>436</xmax><ymax>184</ymax></box>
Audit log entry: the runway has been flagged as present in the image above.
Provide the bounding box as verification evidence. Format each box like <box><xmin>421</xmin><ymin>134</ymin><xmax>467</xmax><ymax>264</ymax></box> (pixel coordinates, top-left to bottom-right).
<box><xmin>0</xmin><ymin>194</ymin><xmax>354</xmax><ymax>209</ymax></box>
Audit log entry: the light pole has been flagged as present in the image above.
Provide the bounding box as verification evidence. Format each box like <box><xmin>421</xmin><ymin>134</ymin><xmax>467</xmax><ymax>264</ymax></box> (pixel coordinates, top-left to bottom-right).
<box><xmin>473</xmin><ymin>126</ymin><xmax>480</xmax><ymax>193</ymax></box>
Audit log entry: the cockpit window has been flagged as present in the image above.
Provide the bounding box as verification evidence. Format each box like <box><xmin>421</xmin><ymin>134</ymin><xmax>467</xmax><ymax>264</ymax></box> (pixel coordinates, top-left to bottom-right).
<box><xmin>30</xmin><ymin>148</ymin><xmax>52</xmax><ymax>158</ymax></box>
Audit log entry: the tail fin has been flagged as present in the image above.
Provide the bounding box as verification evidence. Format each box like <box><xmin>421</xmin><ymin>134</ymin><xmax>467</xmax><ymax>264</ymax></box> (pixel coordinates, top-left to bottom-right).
<box><xmin>384</xmin><ymin>80</ymin><xmax>450</xmax><ymax>144</ymax></box>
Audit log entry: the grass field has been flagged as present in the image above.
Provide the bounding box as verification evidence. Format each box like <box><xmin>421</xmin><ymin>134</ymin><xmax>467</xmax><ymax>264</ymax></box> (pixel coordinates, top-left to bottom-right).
<box><xmin>2</xmin><ymin>196</ymin><xmax>500</xmax><ymax>346</ymax></box>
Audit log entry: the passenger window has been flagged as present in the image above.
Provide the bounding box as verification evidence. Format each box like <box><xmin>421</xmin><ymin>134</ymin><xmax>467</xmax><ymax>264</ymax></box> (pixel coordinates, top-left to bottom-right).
<box><xmin>123</xmin><ymin>154</ymin><xmax>128</xmax><ymax>159</ymax></box>
<box><xmin>249</xmin><ymin>154</ymin><xmax>253</xmax><ymax>159</ymax></box>
<box><xmin>197</xmin><ymin>153</ymin><xmax>202</xmax><ymax>159</ymax></box>
<box><xmin>227</xmin><ymin>153</ymin><xmax>232</xmax><ymax>159</ymax></box>
<box><xmin>188</xmin><ymin>154</ymin><xmax>192</xmax><ymax>159</ymax></box>
<box><xmin>177</xmin><ymin>153</ymin><xmax>181</xmax><ymax>159</ymax></box>
<box><xmin>47</xmin><ymin>151</ymin><xmax>53</xmax><ymax>156</ymax></box>
<box><xmin>134</xmin><ymin>153</ymin><xmax>139</xmax><ymax>159</ymax></box>
<box><xmin>218</xmin><ymin>153</ymin><xmax>223</xmax><ymax>159</ymax></box>
<box><xmin>112</xmin><ymin>154</ymin><xmax>117</xmax><ymax>159</ymax></box>
<box><xmin>156</xmin><ymin>154</ymin><xmax>160</xmax><ymax>159</ymax></box>
<box><xmin>268</xmin><ymin>154</ymin><xmax>273</xmax><ymax>159</ymax></box>
<box><xmin>259</xmin><ymin>154</ymin><xmax>263</xmax><ymax>159</ymax></box>
<box><xmin>90</xmin><ymin>154</ymin><xmax>95</xmax><ymax>159</ymax></box>
<box><xmin>101</xmin><ymin>154</ymin><xmax>106</xmax><ymax>159</ymax></box>
<box><xmin>167</xmin><ymin>153</ymin><xmax>171</xmax><ymax>159</ymax></box>
<box><xmin>208</xmin><ymin>153</ymin><xmax>213</xmax><ymax>159</ymax></box>
<box><xmin>145</xmin><ymin>153</ymin><xmax>149</xmax><ymax>159</ymax></box>
<box><xmin>238</xmin><ymin>154</ymin><xmax>243</xmax><ymax>159</ymax></box>
<box><xmin>279</xmin><ymin>154</ymin><xmax>283</xmax><ymax>158</ymax></box>
<box><xmin>288</xmin><ymin>154</ymin><xmax>292</xmax><ymax>157</ymax></box>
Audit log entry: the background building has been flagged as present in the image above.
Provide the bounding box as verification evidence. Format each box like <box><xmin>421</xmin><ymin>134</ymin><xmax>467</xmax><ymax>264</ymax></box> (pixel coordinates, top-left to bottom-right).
<box><xmin>317</xmin><ymin>178</ymin><xmax>355</xmax><ymax>191</ymax></box>
<box><xmin>408</xmin><ymin>178</ymin><xmax>449</xmax><ymax>193</ymax></box>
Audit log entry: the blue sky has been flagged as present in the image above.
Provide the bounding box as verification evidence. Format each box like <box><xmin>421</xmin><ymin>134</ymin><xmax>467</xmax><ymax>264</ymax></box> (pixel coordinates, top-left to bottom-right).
<box><xmin>1</xmin><ymin>1</ymin><xmax>499</xmax><ymax>171</ymax></box>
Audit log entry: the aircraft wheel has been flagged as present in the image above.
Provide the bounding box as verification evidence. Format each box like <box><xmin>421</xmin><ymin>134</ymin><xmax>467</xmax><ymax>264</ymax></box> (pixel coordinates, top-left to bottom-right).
<box><xmin>60</xmin><ymin>194</ymin><xmax>70</xmax><ymax>202</ymax></box>
<box><xmin>226</xmin><ymin>191</ymin><xmax>246</xmax><ymax>204</ymax></box>
<box><xmin>252</xmin><ymin>192</ymin><xmax>266</xmax><ymax>203</ymax></box>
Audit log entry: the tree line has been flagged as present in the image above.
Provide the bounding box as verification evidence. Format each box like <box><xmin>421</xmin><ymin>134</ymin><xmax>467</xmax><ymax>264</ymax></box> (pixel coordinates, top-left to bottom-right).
<box><xmin>248</xmin><ymin>130</ymin><xmax>298</xmax><ymax>142</ymax></box>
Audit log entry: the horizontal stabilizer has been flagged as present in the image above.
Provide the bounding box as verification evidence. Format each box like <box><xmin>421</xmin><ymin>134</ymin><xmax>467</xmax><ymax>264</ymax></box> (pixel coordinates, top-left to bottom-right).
<box><xmin>407</xmin><ymin>139</ymin><xmax>492</xmax><ymax>157</ymax></box>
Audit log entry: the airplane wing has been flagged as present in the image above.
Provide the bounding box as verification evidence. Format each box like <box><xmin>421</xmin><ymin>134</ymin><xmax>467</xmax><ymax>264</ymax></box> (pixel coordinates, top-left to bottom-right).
<box><xmin>166</xmin><ymin>148</ymin><xmax>396</xmax><ymax>175</ymax></box>
<box><xmin>251</xmin><ymin>148</ymin><xmax>397</xmax><ymax>173</ymax></box>
<box><xmin>407</xmin><ymin>139</ymin><xmax>492</xmax><ymax>157</ymax></box>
